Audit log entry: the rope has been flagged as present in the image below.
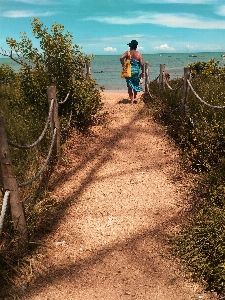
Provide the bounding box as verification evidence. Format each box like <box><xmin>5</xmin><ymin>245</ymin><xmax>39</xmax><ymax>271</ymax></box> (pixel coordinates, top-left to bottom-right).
<box><xmin>8</xmin><ymin>99</ymin><xmax>54</xmax><ymax>149</ymax></box>
<box><xmin>151</xmin><ymin>75</ymin><xmax>160</xmax><ymax>83</ymax></box>
<box><xmin>187</xmin><ymin>80</ymin><xmax>225</xmax><ymax>109</ymax></box>
<box><xmin>18</xmin><ymin>128</ymin><xmax>57</xmax><ymax>187</ymax></box>
<box><xmin>0</xmin><ymin>190</ymin><xmax>10</xmax><ymax>233</ymax></box>
<box><xmin>164</xmin><ymin>78</ymin><xmax>183</xmax><ymax>91</ymax></box>
<box><xmin>146</xmin><ymin>88</ymin><xmax>156</xmax><ymax>100</ymax></box>
<box><xmin>143</xmin><ymin>79</ymin><xmax>156</xmax><ymax>100</ymax></box>
<box><xmin>58</xmin><ymin>92</ymin><xmax>70</xmax><ymax>105</ymax></box>
<box><xmin>61</xmin><ymin>108</ymin><xmax>73</xmax><ymax>131</ymax></box>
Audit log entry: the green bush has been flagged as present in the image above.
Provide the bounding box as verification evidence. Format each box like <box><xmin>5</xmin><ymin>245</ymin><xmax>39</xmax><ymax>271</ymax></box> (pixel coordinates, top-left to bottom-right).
<box><xmin>187</xmin><ymin>58</ymin><xmax>224</xmax><ymax>77</ymax></box>
<box><xmin>6</xmin><ymin>18</ymin><xmax>103</xmax><ymax>129</ymax></box>
<box><xmin>174</xmin><ymin>205</ymin><xmax>225</xmax><ymax>293</ymax></box>
<box><xmin>145</xmin><ymin>60</ymin><xmax>225</xmax><ymax>295</ymax></box>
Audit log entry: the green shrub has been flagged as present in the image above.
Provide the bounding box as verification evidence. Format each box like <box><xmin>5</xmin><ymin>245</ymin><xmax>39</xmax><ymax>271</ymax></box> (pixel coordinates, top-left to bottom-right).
<box><xmin>174</xmin><ymin>205</ymin><xmax>225</xmax><ymax>293</ymax></box>
<box><xmin>145</xmin><ymin>61</ymin><xmax>225</xmax><ymax>295</ymax></box>
<box><xmin>187</xmin><ymin>58</ymin><xmax>224</xmax><ymax>77</ymax></box>
<box><xmin>6</xmin><ymin>18</ymin><xmax>103</xmax><ymax>129</ymax></box>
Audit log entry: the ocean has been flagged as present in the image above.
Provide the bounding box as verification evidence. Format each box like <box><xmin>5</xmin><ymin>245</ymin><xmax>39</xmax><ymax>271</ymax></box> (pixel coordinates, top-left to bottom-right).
<box><xmin>1</xmin><ymin>52</ymin><xmax>224</xmax><ymax>91</ymax></box>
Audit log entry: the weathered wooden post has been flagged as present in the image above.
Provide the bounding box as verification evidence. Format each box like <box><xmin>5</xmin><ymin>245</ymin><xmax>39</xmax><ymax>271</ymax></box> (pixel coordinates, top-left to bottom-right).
<box><xmin>159</xmin><ymin>64</ymin><xmax>166</xmax><ymax>92</ymax></box>
<box><xmin>86</xmin><ymin>61</ymin><xmax>91</xmax><ymax>78</ymax></box>
<box><xmin>0</xmin><ymin>115</ymin><xmax>27</xmax><ymax>242</ymax></box>
<box><xmin>181</xmin><ymin>67</ymin><xmax>190</xmax><ymax>116</ymax></box>
<box><xmin>145</xmin><ymin>61</ymin><xmax>150</xmax><ymax>92</ymax></box>
<box><xmin>47</xmin><ymin>86</ymin><xmax>60</xmax><ymax>158</ymax></box>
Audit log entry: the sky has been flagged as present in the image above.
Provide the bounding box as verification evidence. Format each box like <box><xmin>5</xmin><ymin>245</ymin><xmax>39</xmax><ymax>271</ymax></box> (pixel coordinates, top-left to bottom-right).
<box><xmin>0</xmin><ymin>0</ymin><xmax>225</xmax><ymax>56</ymax></box>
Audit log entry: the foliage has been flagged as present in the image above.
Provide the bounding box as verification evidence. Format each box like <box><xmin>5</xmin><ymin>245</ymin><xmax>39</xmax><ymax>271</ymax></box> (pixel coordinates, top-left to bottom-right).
<box><xmin>6</xmin><ymin>18</ymin><xmax>103</xmax><ymax>128</ymax></box>
<box><xmin>0</xmin><ymin>64</ymin><xmax>17</xmax><ymax>84</ymax></box>
<box><xmin>174</xmin><ymin>205</ymin><xmax>225</xmax><ymax>293</ymax></box>
<box><xmin>144</xmin><ymin>60</ymin><xmax>225</xmax><ymax>295</ymax></box>
<box><xmin>187</xmin><ymin>58</ymin><xmax>225</xmax><ymax>77</ymax></box>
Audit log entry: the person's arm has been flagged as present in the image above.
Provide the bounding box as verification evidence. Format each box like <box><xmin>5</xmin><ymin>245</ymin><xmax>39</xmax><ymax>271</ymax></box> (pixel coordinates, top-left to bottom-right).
<box><xmin>139</xmin><ymin>53</ymin><xmax>145</xmax><ymax>78</ymax></box>
<box><xmin>120</xmin><ymin>51</ymin><xmax>128</xmax><ymax>66</ymax></box>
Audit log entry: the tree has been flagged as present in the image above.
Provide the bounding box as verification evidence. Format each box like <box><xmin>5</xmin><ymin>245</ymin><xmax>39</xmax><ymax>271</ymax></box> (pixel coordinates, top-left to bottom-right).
<box><xmin>5</xmin><ymin>18</ymin><xmax>102</xmax><ymax>129</ymax></box>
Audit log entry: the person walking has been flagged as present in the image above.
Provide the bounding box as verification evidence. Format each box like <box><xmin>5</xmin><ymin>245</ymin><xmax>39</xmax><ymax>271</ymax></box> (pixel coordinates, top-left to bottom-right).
<box><xmin>120</xmin><ymin>40</ymin><xmax>144</xmax><ymax>104</ymax></box>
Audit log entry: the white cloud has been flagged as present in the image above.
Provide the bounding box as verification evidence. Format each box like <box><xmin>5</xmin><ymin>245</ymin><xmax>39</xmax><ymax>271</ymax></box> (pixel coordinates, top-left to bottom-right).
<box><xmin>216</xmin><ymin>5</ymin><xmax>225</xmax><ymax>16</ymax></box>
<box><xmin>154</xmin><ymin>44</ymin><xmax>175</xmax><ymax>51</ymax></box>
<box><xmin>85</xmin><ymin>12</ymin><xmax>225</xmax><ymax>29</ymax></box>
<box><xmin>104</xmin><ymin>46</ymin><xmax>117</xmax><ymax>52</ymax></box>
<box><xmin>2</xmin><ymin>10</ymin><xmax>55</xmax><ymax>18</ymax></box>
<box><xmin>152</xmin><ymin>13</ymin><xmax>225</xmax><ymax>29</ymax></box>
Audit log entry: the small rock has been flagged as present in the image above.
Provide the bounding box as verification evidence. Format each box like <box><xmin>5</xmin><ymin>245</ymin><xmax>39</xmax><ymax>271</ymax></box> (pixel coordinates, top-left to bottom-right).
<box><xmin>55</xmin><ymin>241</ymin><xmax>66</xmax><ymax>246</ymax></box>
<box><xmin>124</xmin><ymin>291</ymin><xmax>131</xmax><ymax>295</ymax></box>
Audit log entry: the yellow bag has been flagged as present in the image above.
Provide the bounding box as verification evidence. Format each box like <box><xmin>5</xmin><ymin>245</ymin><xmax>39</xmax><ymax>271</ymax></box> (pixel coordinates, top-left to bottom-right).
<box><xmin>121</xmin><ymin>51</ymin><xmax>131</xmax><ymax>78</ymax></box>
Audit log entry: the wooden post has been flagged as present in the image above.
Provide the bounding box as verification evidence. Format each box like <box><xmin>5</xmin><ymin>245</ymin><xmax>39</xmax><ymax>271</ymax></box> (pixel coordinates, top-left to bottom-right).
<box><xmin>47</xmin><ymin>86</ymin><xmax>60</xmax><ymax>158</ymax></box>
<box><xmin>86</xmin><ymin>62</ymin><xmax>91</xmax><ymax>77</ymax></box>
<box><xmin>159</xmin><ymin>64</ymin><xmax>166</xmax><ymax>91</ymax></box>
<box><xmin>145</xmin><ymin>61</ymin><xmax>150</xmax><ymax>92</ymax></box>
<box><xmin>0</xmin><ymin>115</ymin><xmax>27</xmax><ymax>242</ymax></box>
<box><xmin>181</xmin><ymin>67</ymin><xmax>190</xmax><ymax>116</ymax></box>
<box><xmin>47</xmin><ymin>86</ymin><xmax>56</xmax><ymax>132</ymax></box>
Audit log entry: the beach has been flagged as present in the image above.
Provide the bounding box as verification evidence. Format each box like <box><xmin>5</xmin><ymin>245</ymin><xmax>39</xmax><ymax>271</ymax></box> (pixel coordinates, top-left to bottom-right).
<box><xmin>101</xmin><ymin>90</ymin><xmax>144</xmax><ymax>104</ymax></box>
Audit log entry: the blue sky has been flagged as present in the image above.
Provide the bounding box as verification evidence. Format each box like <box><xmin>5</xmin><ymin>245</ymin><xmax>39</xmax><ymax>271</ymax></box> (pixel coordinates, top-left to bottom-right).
<box><xmin>0</xmin><ymin>0</ymin><xmax>225</xmax><ymax>55</ymax></box>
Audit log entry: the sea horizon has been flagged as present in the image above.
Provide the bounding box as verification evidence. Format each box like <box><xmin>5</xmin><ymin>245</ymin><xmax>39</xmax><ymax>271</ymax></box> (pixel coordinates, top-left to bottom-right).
<box><xmin>1</xmin><ymin>51</ymin><xmax>224</xmax><ymax>90</ymax></box>
<box><xmin>93</xmin><ymin>51</ymin><xmax>224</xmax><ymax>55</ymax></box>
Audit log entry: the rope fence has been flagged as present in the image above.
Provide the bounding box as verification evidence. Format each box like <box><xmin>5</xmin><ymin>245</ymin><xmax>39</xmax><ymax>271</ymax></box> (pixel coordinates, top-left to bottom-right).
<box><xmin>0</xmin><ymin>61</ymin><xmax>91</xmax><ymax>240</ymax></box>
<box><xmin>164</xmin><ymin>74</ymin><xmax>184</xmax><ymax>91</ymax></box>
<box><xmin>18</xmin><ymin>128</ymin><xmax>57</xmax><ymax>187</ymax></box>
<box><xmin>187</xmin><ymin>79</ymin><xmax>225</xmax><ymax>109</ymax></box>
<box><xmin>144</xmin><ymin>62</ymin><xmax>225</xmax><ymax>132</ymax></box>
<box><xmin>145</xmin><ymin>63</ymin><xmax>225</xmax><ymax>111</ymax></box>
<box><xmin>7</xmin><ymin>99</ymin><xmax>54</xmax><ymax>149</ymax></box>
<box><xmin>58</xmin><ymin>92</ymin><xmax>70</xmax><ymax>105</ymax></box>
<box><xmin>0</xmin><ymin>87</ymin><xmax>70</xmax><ymax>239</ymax></box>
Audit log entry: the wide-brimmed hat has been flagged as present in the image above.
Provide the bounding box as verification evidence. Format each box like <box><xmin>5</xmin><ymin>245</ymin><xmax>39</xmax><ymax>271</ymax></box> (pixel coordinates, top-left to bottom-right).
<box><xmin>127</xmin><ymin>40</ymin><xmax>138</xmax><ymax>47</ymax></box>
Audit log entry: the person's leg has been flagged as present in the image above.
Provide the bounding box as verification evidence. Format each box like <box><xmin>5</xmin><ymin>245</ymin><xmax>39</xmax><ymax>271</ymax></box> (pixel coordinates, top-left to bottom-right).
<box><xmin>128</xmin><ymin>87</ymin><xmax>134</xmax><ymax>103</ymax></box>
<box><xmin>133</xmin><ymin>90</ymin><xmax>137</xmax><ymax>103</ymax></box>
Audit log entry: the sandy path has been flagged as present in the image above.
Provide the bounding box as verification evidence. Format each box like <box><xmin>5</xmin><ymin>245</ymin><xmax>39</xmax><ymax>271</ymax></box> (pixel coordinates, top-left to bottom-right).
<box><xmin>19</xmin><ymin>91</ymin><xmax>215</xmax><ymax>300</ymax></box>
